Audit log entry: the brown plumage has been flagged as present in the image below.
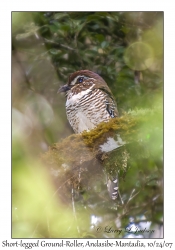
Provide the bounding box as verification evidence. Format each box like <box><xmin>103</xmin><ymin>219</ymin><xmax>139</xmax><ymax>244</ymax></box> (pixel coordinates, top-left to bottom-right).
<box><xmin>59</xmin><ymin>70</ymin><xmax>119</xmax><ymax>200</ymax></box>
<box><xmin>59</xmin><ymin>70</ymin><xmax>119</xmax><ymax>133</ymax></box>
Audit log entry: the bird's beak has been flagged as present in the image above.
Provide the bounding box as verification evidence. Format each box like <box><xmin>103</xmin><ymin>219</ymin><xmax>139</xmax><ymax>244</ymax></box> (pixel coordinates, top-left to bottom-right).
<box><xmin>57</xmin><ymin>84</ymin><xmax>70</xmax><ymax>93</ymax></box>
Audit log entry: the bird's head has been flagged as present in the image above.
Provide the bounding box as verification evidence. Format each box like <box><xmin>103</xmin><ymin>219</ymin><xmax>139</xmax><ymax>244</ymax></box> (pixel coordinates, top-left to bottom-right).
<box><xmin>58</xmin><ymin>70</ymin><xmax>112</xmax><ymax>96</ymax></box>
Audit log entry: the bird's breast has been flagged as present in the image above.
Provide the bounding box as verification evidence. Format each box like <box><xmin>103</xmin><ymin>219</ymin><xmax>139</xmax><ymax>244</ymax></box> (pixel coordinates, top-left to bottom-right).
<box><xmin>66</xmin><ymin>88</ymin><xmax>111</xmax><ymax>133</ymax></box>
<box><xmin>66</xmin><ymin>87</ymin><xmax>93</xmax><ymax>106</ymax></box>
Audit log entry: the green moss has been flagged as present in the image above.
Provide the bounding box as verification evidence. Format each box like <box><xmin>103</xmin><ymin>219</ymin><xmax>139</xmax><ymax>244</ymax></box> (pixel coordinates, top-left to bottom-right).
<box><xmin>42</xmin><ymin>107</ymin><xmax>162</xmax><ymax>195</ymax></box>
<box><xmin>103</xmin><ymin>146</ymin><xmax>130</xmax><ymax>180</ymax></box>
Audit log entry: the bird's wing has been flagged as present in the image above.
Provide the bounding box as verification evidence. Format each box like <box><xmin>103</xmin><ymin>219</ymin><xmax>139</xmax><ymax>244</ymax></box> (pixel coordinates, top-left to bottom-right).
<box><xmin>98</xmin><ymin>87</ymin><xmax>119</xmax><ymax>118</ymax></box>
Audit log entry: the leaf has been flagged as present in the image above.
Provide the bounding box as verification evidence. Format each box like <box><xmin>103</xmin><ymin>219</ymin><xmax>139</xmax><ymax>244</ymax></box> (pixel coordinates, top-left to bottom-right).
<box><xmin>94</xmin><ymin>34</ymin><xmax>105</xmax><ymax>42</ymax></box>
<box><xmin>101</xmin><ymin>41</ymin><xmax>109</xmax><ymax>49</ymax></box>
<box><xmin>53</xmin><ymin>13</ymin><xmax>69</xmax><ymax>20</ymax></box>
<box><xmin>49</xmin><ymin>49</ymin><xmax>59</xmax><ymax>55</ymax></box>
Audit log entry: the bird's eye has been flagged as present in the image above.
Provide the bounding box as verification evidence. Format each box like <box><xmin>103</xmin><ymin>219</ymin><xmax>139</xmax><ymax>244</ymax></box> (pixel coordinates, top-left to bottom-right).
<box><xmin>78</xmin><ymin>77</ymin><xmax>84</xmax><ymax>83</ymax></box>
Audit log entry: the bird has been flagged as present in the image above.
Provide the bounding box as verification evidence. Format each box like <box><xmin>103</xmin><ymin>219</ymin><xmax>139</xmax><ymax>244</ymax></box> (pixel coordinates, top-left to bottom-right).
<box><xmin>58</xmin><ymin>70</ymin><xmax>119</xmax><ymax>200</ymax></box>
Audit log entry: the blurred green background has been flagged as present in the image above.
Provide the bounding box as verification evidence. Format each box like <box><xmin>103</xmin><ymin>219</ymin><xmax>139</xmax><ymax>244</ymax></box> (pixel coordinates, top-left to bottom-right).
<box><xmin>12</xmin><ymin>12</ymin><xmax>163</xmax><ymax>238</ymax></box>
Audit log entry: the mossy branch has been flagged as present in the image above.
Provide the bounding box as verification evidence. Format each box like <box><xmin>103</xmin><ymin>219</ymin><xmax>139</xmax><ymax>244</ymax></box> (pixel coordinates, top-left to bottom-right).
<box><xmin>42</xmin><ymin>107</ymin><xmax>162</xmax><ymax>200</ymax></box>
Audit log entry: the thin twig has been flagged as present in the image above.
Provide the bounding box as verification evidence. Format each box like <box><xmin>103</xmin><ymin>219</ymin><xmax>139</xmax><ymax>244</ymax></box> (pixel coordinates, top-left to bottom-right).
<box><xmin>118</xmin><ymin>190</ymin><xmax>124</xmax><ymax>205</ymax></box>
<box><xmin>71</xmin><ymin>188</ymin><xmax>80</xmax><ymax>235</ymax></box>
<box><xmin>126</xmin><ymin>188</ymin><xmax>136</xmax><ymax>205</ymax></box>
<box><xmin>44</xmin><ymin>38</ymin><xmax>75</xmax><ymax>51</ymax></box>
<box><xmin>127</xmin><ymin>190</ymin><xmax>140</xmax><ymax>204</ymax></box>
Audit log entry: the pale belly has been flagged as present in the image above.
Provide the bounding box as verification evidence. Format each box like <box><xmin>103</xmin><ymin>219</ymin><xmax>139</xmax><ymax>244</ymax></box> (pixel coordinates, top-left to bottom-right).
<box><xmin>66</xmin><ymin>89</ymin><xmax>111</xmax><ymax>133</ymax></box>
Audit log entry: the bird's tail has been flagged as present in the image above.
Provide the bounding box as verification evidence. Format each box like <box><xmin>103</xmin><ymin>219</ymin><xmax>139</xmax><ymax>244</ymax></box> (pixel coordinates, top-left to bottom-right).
<box><xmin>107</xmin><ymin>175</ymin><xmax>119</xmax><ymax>200</ymax></box>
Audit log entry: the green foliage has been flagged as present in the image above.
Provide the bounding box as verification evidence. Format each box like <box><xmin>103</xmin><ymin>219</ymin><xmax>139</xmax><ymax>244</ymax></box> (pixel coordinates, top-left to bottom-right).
<box><xmin>12</xmin><ymin>140</ymin><xmax>79</xmax><ymax>238</ymax></box>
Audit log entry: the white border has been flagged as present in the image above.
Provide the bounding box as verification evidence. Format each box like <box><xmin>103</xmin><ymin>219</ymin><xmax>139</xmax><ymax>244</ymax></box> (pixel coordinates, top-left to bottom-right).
<box><xmin>1</xmin><ymin>0</ymin><xmax>175</xmax><ymax>246</ymax></box>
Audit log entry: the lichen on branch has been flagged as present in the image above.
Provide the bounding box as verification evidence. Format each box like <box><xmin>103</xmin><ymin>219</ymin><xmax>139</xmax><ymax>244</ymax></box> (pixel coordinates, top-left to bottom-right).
<box><xmin>42</xmin><ymin>107</ymin><xmax>162</xmax><ymax>200</ymax></box>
